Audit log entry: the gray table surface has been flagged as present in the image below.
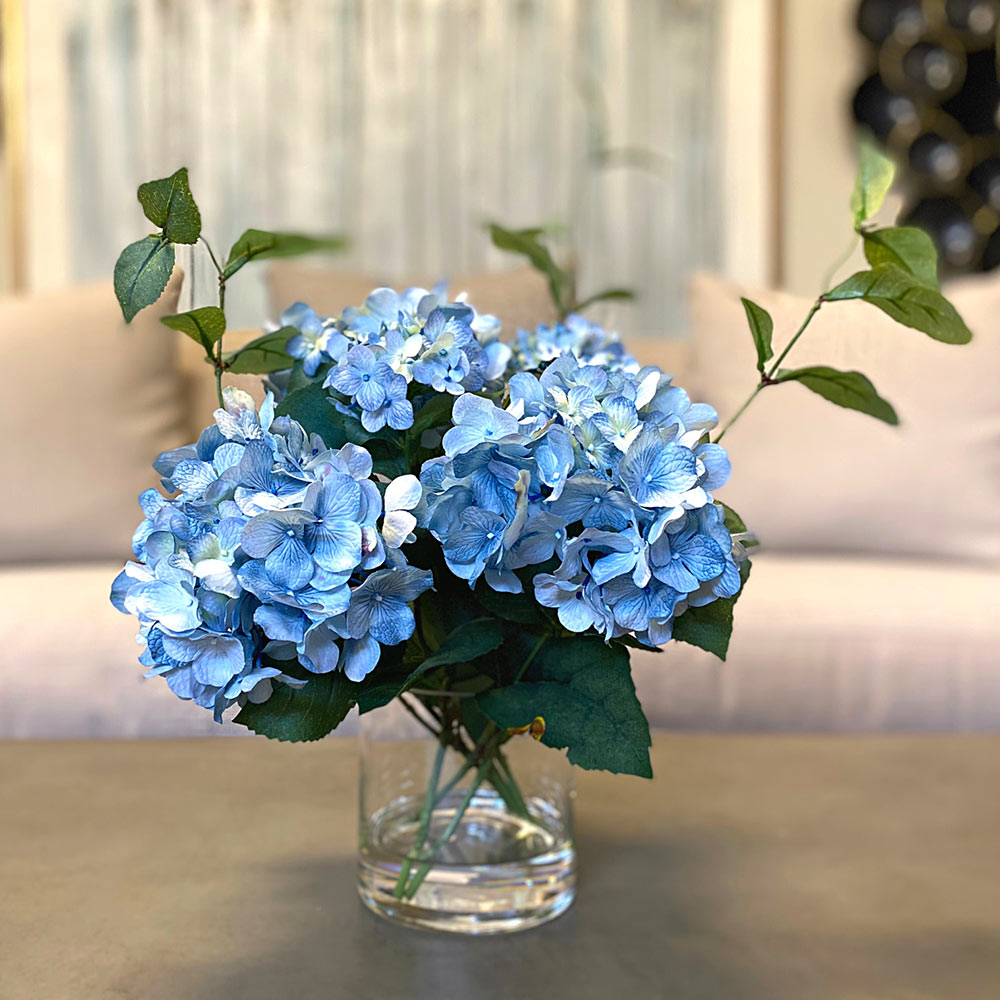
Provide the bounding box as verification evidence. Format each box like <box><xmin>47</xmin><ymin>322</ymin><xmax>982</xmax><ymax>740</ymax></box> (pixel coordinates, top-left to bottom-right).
<box><xmin>2</xmin><ymin>735</ymin><xmax>998</xmax><ymax>1000</ymax></box>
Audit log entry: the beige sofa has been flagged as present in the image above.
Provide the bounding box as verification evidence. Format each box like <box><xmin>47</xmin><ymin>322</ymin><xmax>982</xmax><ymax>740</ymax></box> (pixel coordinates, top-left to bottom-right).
<box><xmin>2</xmin><ymin>265</ymin><xmax>997</xmax><ymax>737</ymax></box>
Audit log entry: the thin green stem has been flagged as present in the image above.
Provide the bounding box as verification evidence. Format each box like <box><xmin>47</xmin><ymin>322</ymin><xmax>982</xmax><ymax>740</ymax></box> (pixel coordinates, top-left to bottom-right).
<box><xmin>713</xmin><ymin>298</ymin><xmax>825</xmax><ymax>444</ymax></box>
<box><xmin>398</xmin><ymin>693</ymin><xmax>441</xmax><ymax>740</ymax></box>
<box><xmin>713</xmin><ymin>384</ymin><xmax>763</xmax><ymax>444</ymax></box>
<box><xmin>402</xmin><ymin>756</ymin><xmax>495</xmax><ymax>900</ymax></box>
<box><xmin>199</xmin><ymin>237</ymin><xmax>228</xmax><ymax>407</ymax></box>
<box><xmin>513</xmin><ymin>631</ymin><xmax>550</xmax><ymax>685</ymax></box>
<box><xmin>819</xmin><ymin>233</ymin><xmax>859</xmax><ymax>293</ymax></box>
<box><xmin>490</xmin><ymin>752</ymin><xmax>530</xmax><ymax>820</ymax></box>
<box><xmin>394</xmin><ymin>738</ymin><xmax>448</xmax><ymax>898</ymax></box>
<box><xmin>430</xmin><ymin>757</ymin><xmax>477</xmax><ymax>809</ymax></box>
<box><xmin>766</xmin><ymin>299</ymin><xmax>823</xmax><ymax>378</ymax></box>
<box><xmin>200</xmin><ymin>236</ymin><xmax>224</xmax><ymax>277</ymax></box>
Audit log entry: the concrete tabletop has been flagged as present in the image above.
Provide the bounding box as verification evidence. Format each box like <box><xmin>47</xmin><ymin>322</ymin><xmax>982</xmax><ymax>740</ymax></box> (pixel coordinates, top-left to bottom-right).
<box><xmin>2</xmin><ymin>735</ymin><xmax>998</xmax><ymax>1000</ymax></box>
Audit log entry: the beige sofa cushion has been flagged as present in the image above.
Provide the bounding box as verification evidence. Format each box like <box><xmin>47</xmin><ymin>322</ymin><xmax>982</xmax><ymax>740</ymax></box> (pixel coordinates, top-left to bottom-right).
<box><xmin>688</xmin><ymin>271</ymin><xmax>1000</xmax><ymax>563</ymax></box>
<box><xmin>631</xmin><ymin>551</ymin><xmax>1000</xmax><ymax>731</ymax></box>
<box><xmin>0</xmin><ymin>275</ymin><xmax>183</xmax><ymax>564</ymax></box>
<box><xmin>266</xmin><ymin>263</ymin><xmax>558</xmax><ymax>334</ymax></box>
<box><xmin>5</xmin><ymin>554</ymin><xmax>999</xmax><ymax>737</ymax></box>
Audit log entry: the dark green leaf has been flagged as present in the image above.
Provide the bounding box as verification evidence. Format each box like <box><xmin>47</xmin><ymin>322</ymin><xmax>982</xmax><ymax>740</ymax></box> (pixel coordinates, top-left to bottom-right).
<box><xmin>672</xmin><ymin>561</ymin><xmax>751</xmax><ymax>661</ymax></box>
<box><xmin>573</xmin><ymin>287</ymin><xmax>636</xmax><ymax>312</ymax></box>
<box><xmin>136</xmin><ymin>167</ymin><xmax>201</xmax><ymax>244</ymax></box>
<box><xmin>372</xmin><ymin>456</ymin><xmax>408</xmax><ymax>480</ymax></box>
<box><xmin>740</xmin><ymin>297</ymin><xmax>774</xmax><ymax>372</ymax></box>
<box><xmin>862</xmin><ymin>227</ymin><xmax>939</xmax><ymax>289</ymax></box>
<box><xmin>275</xmin><ymin>381</ymin><xmax>350</xmax><ymax>447</ymax></box>
<box><xmin>719</xmin><ymin>502</ymin><xmax>758</xmax><ymax>549</ymax></box>
<box><xmin>223</xmin><ymin>327</ymin><xmax>295</xmax><ymax>374</ymax></box>
<box><xmin>408</xmin><ymin>392</ymin><xmax>456</xmax><ymax>439</ymax></box>
<box><xmin>234</xmin><ymin>672</ymin><xmax>357</xmax><ymax>741</ymax></box>
<box><xmin>826</xmin><ymin>265</ymin><xmax>972</xmax><ymax>344</ymax></box>
<box><xmin>360</xmin><ymin>620</ymin><xmax>506</xmax><ymax>709</ymax></box>
<box><xmin>473</xmin><ymin>581</ymin><xmax>546</xmax><ymax>625</ymax></box>
<box><xmin>850</xmin><ymin>139</ymin><xmax>894</xmax><ymax>227</ymax></box>
<box><xmin>284</xmin><ymin>358</ymin><xmax>325</xmax><ymax>394</ymax></box>
<box><xmin>353</xmin><ymin>641</ymin><xmax>412</xmax><ymax>714</ymax></box>
<box><xmin>488</xmin><ymin>223</ymin><xmax>571</xmax><ymax>314</ymax></box>
<box><xmin>408</xmin><ymin>620</ymin><xmax>505</xmax><ymax>680</ymax></box>
<box><xmin>160</xmin><ymin>306</ymin><xmax>226</xmax><ymax>353</ymax></box>
<box><xmin>477</xmin><ymin>637</ymin><xmax>653</xmax><ymax>778</ymax></box>
<box><xmin>774</xmin><ymin>365</ymin><xmax>899</xmax><ymax>424</ymax></box>
<box><xmin>719</xmin><ymin>501</ymin><xmax>747</xmax><ymax>535</ymax></box>
<box><xmin>223</xmin><ymin>229</ymin><xmax>347</xmax><ymax>280</ymax></box>
<box><xmin>612</xmin><ymin>634</ymin><xmax>663</xmax><ymax>654</ymax></box>
<box><xmin>113</xmin><ymin>236</ymin><xmax>175</xmax><ymax>323</ymax></box>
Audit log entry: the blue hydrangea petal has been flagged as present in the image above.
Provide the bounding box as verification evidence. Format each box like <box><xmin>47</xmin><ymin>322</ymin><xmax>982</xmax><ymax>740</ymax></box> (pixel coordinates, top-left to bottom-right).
<box><xmin>264</xmin><ymin>535</ymin><xmax>314</xmax><ymax>590</ymax></box>
<box><xmin>299</xmin><ymin>621</ymin><xmax>341</xmax><ymax>674</ymax></box>
<box><xmin>354</xmin><ymin>374</ymin><xmax>387</xmax><ymax>411</ymax></box>
<box><xmin>341</xmin><ymin>634</ymin><xmax>381</xmax><ymax>682</ymax></box>
<box><xmin>309</xmin><ymin>519</ymin><xmax>363</xmax><ymax>573</ymax></box>
<box><xmin>678</xmin><ymin>534</ymin><xmax>726</xmax><ymax>582</ymax></box>
<box><xmin>254</xmin><ymin>604</ymin><xmax>307</xmax><ymax>643</ymax></box>
<box><xmin>366</xmin><ymin>596</ymin><xmax>415</xmax><ymax>645</ymax></box>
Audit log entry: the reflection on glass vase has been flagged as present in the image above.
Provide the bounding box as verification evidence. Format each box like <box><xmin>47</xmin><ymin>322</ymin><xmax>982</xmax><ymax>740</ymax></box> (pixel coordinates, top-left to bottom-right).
<box><xmin>357</xmin><ymin>689</ymin><xmax>576</xmax><ymax>934</ymax></box>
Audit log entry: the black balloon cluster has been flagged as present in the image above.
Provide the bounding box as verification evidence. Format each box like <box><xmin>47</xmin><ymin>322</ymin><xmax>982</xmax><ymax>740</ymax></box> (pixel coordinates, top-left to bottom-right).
<box><xmin>854</xmin><ymin>0</ymin><xmax>1000</xmax><ymax>273</ymax></box>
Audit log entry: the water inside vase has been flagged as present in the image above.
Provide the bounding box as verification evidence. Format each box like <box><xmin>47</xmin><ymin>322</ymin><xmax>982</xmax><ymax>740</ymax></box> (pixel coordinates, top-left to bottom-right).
<box><xmin>358</xmin><ymin>787</ymin><xmax>576</xmax><ymax>934</ymax></box>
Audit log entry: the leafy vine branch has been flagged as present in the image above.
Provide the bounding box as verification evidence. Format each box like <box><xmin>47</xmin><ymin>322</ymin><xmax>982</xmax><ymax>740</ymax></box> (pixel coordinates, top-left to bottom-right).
<box><xmin>113</xmin><ymin>167</ymin><xmax>347</xmax><ymax>407</ymax></box>
<box><xmin>713</xmin><ymin>142</ymin><xmax>972</xmax><ymax>444</ymax></box>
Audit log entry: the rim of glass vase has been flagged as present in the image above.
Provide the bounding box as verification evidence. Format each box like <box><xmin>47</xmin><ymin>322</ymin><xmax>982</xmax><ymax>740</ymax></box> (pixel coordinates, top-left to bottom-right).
<box><xmin>406</xmin><ymin>687</ymin><xmax>475</xmax><ymax>700</ymax></box>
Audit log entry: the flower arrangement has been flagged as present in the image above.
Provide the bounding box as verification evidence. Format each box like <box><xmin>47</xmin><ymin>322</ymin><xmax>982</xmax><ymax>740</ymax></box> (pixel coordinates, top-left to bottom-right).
<box><xmin>111</xmin><ymin>146</ymin><xmax>970</xmax><ymax>905</ymax></box>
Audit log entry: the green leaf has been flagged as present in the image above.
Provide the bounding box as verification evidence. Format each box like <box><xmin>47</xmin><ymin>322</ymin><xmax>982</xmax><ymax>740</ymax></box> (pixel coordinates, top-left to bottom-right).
<box><xmin>352</xmin><ymin>642</ymin><xmax>410</xmax><ymax>714</ymax></box>
<box><xmin>719</xmin><ymin>502</ymin><xmax>748</xmax><ymax>536</ymax></box>
<box><xmin>573</xmin><ymin>287</ymin><xmax>636</xmax><ymax>313</ymax></box>
<box><xmin>234</xmin><ymin>672</ymin><xmax>357</xmax><ymax>741</ymax></box>
<box><xmin>136</xmin><ymin>167</ymin><xmax>201</xmax><ymax>244</ymax></box>
<box><xmin>477</xmin><ymin>637</ymin><xmax>653</xmax><ymax>778</ymax></box>
<box><xmin>826</xmin><ymin>265</ymin><xmax>972</xmax><ymax>344</ymax></box>
<box><xmin>473</xmin><ymin>581</ymin><xmax>546</xmax><ymax>625</ymax></box>
<box><xmin>408</xmin><ymin>620</ymin><xmax>505</xmax><ymax>680</ymax></box>
<box><xmin>222</xmin><ymin>229</ymin><xmax>347</xmax><ymax>280</ymax></box>
<box><xmin>488</xmin><ymin>223</ymin><xmax>571</xmax><ymax>314</ymax></box>
<box><xmin>850</xmin><ymin>139</ymin><xmax>895</xmax><ymax>227</ymax></box>
<box><xmin>672</xmin><ymin>561</ymin><xmax>751</xmax><ymax>661</ymax></box>
<box><xmin>774</xmin><ymin>365</ymin><xmax>899</xmax><ymax>424</ymax></box>
<box><xmin>113</xmin><ymin>236</ymin><xmax>176</xmax><ymax>323</ymax></box>
<box><xmin>360</xmin><ymin>620</ymin><xmax>507</xmax><ymax>710</ymax></box>
<box><xmin>740</xmin><ymin>297</ymin><xmax>774</xmax><ymax>372</ymax></box>
<box><xmin>160</xmin><ymin>306</ymin><xmax>225</xmax><ymax>353</ymax></box>
<box><xmin>862</xmin><ymin>227</ymin><xmax>939</xmax><ymax>289</ymax></box>
<box><xmin>275</xmin><ymin>381</ymin><xmax>350</xmax><ymax>447</ymax></box>
<box><xmin>223</xmin><ymin>327</ymin><xmax>295</xmax><ymax>374</ymax></box>
<box><xmin>408</xmin><ymin>393</ymin><xmax>456</xmax><ymax>439</ymax></box>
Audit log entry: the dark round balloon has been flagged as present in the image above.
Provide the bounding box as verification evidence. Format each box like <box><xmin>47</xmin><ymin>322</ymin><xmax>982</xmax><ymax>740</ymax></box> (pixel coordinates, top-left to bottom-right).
<box><xmin>902</xmin><ymin>197</ymin><xmax>980</xmax><ymax>269</ymax></box>
<box><xmin>857</xmin><ymin>0</ymin><xmax>926</xmax><ymax>45</ymax></box>
<box><xmin>852</xmin><ymin>73</ymin><xmax>920</xmax><ymax>138</ymax></box>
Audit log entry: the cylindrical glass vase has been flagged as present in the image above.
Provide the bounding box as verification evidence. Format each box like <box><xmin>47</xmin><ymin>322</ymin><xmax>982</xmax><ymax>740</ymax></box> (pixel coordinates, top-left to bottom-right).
<box><xmin>357</xmin><ymin>690</ymin><xmax>576</xmax><ymax>934</ymax></box>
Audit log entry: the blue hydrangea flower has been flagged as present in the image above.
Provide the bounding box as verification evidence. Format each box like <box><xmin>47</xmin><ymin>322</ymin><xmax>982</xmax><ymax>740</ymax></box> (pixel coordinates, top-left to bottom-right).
<box><xmin>116</xmin><ymin>290</ymin><xmax>748</xmax><ymax>731</ymax></box>
<box><xmin>112</xmin><ymin>388</ymin><xmax>433</xmax><ymax>720</ymax></box>
<box><xmin>419</xmin><ymin>341</ymin><xmax>744</xmax><ymax>646</ymax></box>
<box><xmin>283</xmin><ymin>302</ymin><xmax>348</xmax><ymax>375</ymax></box>
<box><xmin>346</xmin><ymin>567</ymin><xmax>434</xmax><ymax>646</ymax></box>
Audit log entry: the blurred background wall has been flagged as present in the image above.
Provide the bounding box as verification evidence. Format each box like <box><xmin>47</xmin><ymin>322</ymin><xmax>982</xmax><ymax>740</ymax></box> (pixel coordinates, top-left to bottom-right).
<box><xmin>0</xmin><ymin>0</ymin><xmax>777</xmax><ymax>333</ymax></box>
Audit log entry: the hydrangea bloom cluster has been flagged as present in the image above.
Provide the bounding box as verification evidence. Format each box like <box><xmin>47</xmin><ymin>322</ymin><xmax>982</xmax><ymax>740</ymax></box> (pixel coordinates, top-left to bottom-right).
<box><xmin>281</xmin><ymin>285</ymin><xmax>512</xmax><ymax>432</ymax></box>
<box><xmin>111</xmin><ymin>388</ymin><xmax>432</xmax><ymax>719</ymax></box>
<box><xmin>508</xmin><ymin>312</ymin><xmax>639</xmax><ymax>375</ymax></box>
<box><xmin>418</xmin><ymin>352</ymin><xmax>741</xmax><ymax>646</ymax></box>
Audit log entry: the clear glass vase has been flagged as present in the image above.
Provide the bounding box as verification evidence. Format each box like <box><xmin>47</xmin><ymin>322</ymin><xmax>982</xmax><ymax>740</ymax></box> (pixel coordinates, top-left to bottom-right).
<box><xmin>357</xmin><ymin>689</ymin><xmax>576</xmax><ymax>934</ymax></box>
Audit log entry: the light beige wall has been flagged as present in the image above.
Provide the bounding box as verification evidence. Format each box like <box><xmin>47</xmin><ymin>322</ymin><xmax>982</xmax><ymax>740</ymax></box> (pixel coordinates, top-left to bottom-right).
<box><xmin>780</xmin><ymin>0</ymin><xmax>904</xmax><ymax>296</ymax></box>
